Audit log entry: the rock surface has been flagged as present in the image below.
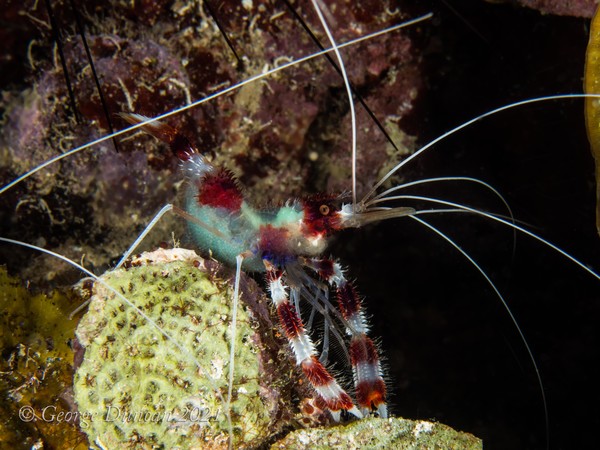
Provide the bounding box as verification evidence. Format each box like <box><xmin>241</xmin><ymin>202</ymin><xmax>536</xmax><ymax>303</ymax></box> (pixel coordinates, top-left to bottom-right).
<box><xmin>271</xmin><ymin>416</ymin><xmax>482</xmax><ymax>449</ymax></box>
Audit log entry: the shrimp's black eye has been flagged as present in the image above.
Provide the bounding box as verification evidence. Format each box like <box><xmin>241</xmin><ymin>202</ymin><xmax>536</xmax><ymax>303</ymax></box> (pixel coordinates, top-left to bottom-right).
<box><xmin>319</xmin><ymin>204</ymin><xmax>330</xmax><ymax>215</ymax></box>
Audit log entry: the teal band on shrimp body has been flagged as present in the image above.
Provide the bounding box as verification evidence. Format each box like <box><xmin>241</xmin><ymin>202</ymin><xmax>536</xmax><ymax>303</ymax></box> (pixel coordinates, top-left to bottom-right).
<box><xmin>185</xmin><ymin>188</ymin><xmax>305</xmax><ymax>272</ymax></box>
<box><xmin>185</xmin><ymin>193</ymin><xmax>262</xmax><ymax>272</ymax></box>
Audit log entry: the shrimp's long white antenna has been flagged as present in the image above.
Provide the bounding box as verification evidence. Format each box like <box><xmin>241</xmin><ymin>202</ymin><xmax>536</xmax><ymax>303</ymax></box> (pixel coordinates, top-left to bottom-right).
<box><xmin>368</xmin><ymin>175</ymin><xmax>517</xmax><ymax>246</ymax></box>
<box><xmin>370</xmin><ymin>176</ymin><xmax>507</xmax><ymax>207</ymax></box>
<box><xmin>372</xmin><ymin>194</ymin><xmax>600</xmax><ymax>281</ymax></box>
<box><xmin>0</xmin><ymin>14</ymin><xmax>432</xmax><ymax>197</ymax></box>
<box><xmin>0</xmin><ymin>236</ymin><xmax>235</xmax><ymax>447</ymax></box>
<box><xmin>361</xmin><ymin>93</ymin><xmax>600</xmax><ymax>205</ymax></box>
<box><xmin>407</xmin><ymin>215</ymin><xmax>550</xmax><ymax>448</ymax></box>
<box><xmin>310</xmin><ymin>0</ymin><xmax>357</xmax><ymax>207</ymax></box>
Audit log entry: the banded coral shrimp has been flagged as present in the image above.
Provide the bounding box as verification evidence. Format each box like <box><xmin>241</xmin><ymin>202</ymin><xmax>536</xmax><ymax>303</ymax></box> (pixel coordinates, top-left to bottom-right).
<box><xmin>1</xmin><ymin>0</ymin><xmax>600</xmax><ymax>448</ymax></box>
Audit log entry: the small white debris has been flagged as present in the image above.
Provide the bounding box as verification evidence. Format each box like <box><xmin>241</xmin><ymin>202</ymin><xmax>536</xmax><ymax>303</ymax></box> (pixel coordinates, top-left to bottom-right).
<box><xmin>298</xmin><ymin>431</ymin><xmax>310</xmax><ymax>445</ymax></box>
<box><xmin>413</xmin><ymin>420</ymin><xmax>434</xmax><ymax>437</ymax></box>
<box><xmin>211</xmin><ymin>356</ymin><xmax>224</xmax><ymax>379</ymax></box>
<box><xmin>132</xmin><ymin>248</ymin><xmax>201</xmax><ymax>266</ymax></box>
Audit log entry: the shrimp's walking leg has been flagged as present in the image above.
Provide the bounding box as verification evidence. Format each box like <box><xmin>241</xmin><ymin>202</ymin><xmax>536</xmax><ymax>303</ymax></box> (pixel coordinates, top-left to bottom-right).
<box><xmin>264</xmin><ymin>261</ymin><xmax>362</xmax><ymax>421</ymax></box>
<box><xmin>303</xmin><ymin>258</ymin><xmax>387</xmax><ymax>418</ymax></box>
<box><xmin>115</xmin><ymin>203</ymin><xmax>225</xmax><ymax>269</ymax></box>
<box><xmin>224</xmin><ymin>253</ymin><xmax>244</xmax><ymax>440</ymax></box>
<box><xmin>115</xmin><ymin>204</ymin><xmax>175</xmax><ymax>268</ymax></box>
<box><xmin>68</xmin><ymin>204</ymin><xmax>180</xmax><ymax>317</ymax></box>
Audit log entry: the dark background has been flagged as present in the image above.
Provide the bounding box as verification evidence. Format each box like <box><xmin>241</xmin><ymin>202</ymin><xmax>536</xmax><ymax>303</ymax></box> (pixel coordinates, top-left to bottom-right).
<box><xmin>338</xmin><ymin>1</ymin><xmax>600</xmax><ymax>449</ymax></box>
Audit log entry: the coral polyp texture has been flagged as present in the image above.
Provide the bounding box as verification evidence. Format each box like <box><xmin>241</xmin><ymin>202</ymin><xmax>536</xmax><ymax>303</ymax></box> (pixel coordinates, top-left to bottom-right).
<box><xmin>73</xmin><ymin>248</ymin><xmax>294</xmax><ymax>449</ymax></box>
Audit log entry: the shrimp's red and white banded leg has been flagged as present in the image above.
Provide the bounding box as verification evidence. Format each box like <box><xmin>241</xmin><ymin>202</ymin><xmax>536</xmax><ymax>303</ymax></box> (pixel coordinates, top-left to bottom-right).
<box><xmin>304</xmin><ymin>258</ymin><xmax>387</xmax><ymax>418</ymax></box>
<box><xmin>265</xmin><ymin>262</ymin><xmax>362</xmax><ymax>421</ymax></box>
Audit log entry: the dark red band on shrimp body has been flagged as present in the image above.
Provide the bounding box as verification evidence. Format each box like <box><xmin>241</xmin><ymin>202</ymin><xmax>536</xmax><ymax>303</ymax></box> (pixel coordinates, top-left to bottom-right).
<box><xmin>302</xmin><ymin>356</ymin><xmax>334</xmax><ymax>386</ymax></box>
<box><xmin>120</xmin><ymin>114</ymin><xmax>197</xmax><ymax>161</ymax></box>
<box><xmin>313</xmin><ymin>392</ymin><xmax>355</xmax><ymax>412</ymax></box>
<box><xmin>349</xmin><ymin>335</ymin><xmax>379</xmax><ymax>366</ymax></box>
<box><xmin>301</xmin><ymin>193</ymin><xmax>341</xmax><ymax>236</ymax></box>
<box><xmin>301</xmin><ymin>357</ymin><xmax>354</xmax><ymax>412</ymax></box>
<box><xmin>277</xmin><ymin>302</ymin><xmax>304</xmax><ymax>339</ymax></box>
<box><xmin>258</xmin><ymin>225</ymin><xmax>294</xmax><ymax>264</ymax></box>
<box><xmin>323</xmin><ymin>392</ymin><xmax>355</xmax><ymax>412</ymax></box>
<box><xmin>310</xmin><ymin>258</ymin><xmax>335</xmax><ymax>280</ymax></box>
<box><xmin>196</xmin><ymin>169</ymin><xmax>243</xmax><ymax>211</ymax></box>
<box><xmin>170</xmin><ymin>133</ymin><xmax>196</xmax><ymax>161</ymax></box>
<box><xmin>356</xmin><ymin>378</ymin><xmax>386</xmax><ymax>409</ymax></box>
<box><xmin>349</xmin><ymin>335</ymin><xmax>386</xmax><ymax>409</ymax></box>
<box><xmin>337</xmin><ymin>281</ymin><xmax>362</xmax><ymax>320</ymax></box>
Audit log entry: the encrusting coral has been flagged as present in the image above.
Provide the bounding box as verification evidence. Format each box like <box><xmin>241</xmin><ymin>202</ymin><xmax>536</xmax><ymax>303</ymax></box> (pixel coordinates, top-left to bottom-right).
<box><xmin>271</xmin><ymin>416</ymin><xmax>482</xmax><ymax>449</ymax></box>
<box><xmin>73</xmin><ymin>248</ymin><xmax>296</xmax><ymax>449</ymax></box>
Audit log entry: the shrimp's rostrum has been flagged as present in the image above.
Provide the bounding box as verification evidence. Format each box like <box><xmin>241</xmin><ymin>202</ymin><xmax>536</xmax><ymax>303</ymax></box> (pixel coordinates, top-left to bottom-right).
<box><xmin>1</xmin><ymin>0</ymin><xmax>600</xmax><ymax>449</ymax></box>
